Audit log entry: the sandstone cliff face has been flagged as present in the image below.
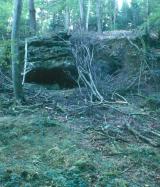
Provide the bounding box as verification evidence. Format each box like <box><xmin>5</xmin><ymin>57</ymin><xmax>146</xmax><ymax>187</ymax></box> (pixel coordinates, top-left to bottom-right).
<box><xmin>26</xmin><ymin>31</ymin><xmax>143</xmax><ymax>71</ymax></box>
<box><xmin>26</xmin><ymin>32</ymin><xmax>73</xmax><ymax>69</ymax></box>
<box><xmin>24</xmin><ymin>30</ymin><xmax>160</xmax><ymax>91</ymax></box>
<box><xmin>71</xmin><ymin>31</ymin><xmax>143</xmax><ymax>72</ymax></box>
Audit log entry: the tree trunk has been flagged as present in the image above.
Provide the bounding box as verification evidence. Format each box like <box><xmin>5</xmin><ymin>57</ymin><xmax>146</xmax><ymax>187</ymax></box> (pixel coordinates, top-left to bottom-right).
<box><xmin>79</xmin><ymin>0</ymin><xmax>85</xmax><ymax>30</ymax></box>
<box><xmin>96</xmin><ymin>0</ymin><xmax>102</xmax><ymax>33</ymax></box>
<box><xmin>11</xmin><ymin>0</ymin><xmax>24</xmax><ymax>102</ymax></box>
<box><xmin>29</xmin><ymin>0</ymin><xmax>36</xmax><ymax>35</ymax></box>
<box><xmin>86</xmin><ymin>0</ymin><xmax>91</xmax><ymax>31</ymax></box>
<box><xmin>113</xmin><ymin>0</ymin><xmax>118</xmax><ymax>30</ymax></box>
<box><xmin>146</xmin><ymin>0</ymin><xmax>150</xmax><ymax>33</ymax></box>
<box><xmin>65</xmin><ymin>5</ymin><xmax>70</xmax><ymax>33</ymax></box>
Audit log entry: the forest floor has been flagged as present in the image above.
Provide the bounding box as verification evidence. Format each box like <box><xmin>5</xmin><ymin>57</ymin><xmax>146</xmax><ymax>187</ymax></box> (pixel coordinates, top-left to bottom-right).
<box><xmin>0</xmin><ymin>84</ymin><xmax>160</xmax><ymax>187</ymax></box>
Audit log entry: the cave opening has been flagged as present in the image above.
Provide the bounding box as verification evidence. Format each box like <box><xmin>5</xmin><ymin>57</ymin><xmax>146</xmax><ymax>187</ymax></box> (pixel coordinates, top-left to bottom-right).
<box><xmin>25</xmin><ymin>66</ymin><xmax>79</xmax><ymax>89</ymax></box>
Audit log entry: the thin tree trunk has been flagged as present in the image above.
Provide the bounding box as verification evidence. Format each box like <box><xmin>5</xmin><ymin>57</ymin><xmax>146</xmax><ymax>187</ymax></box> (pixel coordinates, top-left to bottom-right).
<box><xmin>79</xmin><ymin>0</ymin><xmax>85</xmax><ymax>30</ymax></box>
<box><xmin>11</xmin><ymin>0</ymin><xmax>24</xmax><ymax>102</ymax></box>
<box><xmin>29</xmin><ymin>0</ymin><xmax>36</xmax><ymax>35</ymax></box>
<box><xmin>65</xmin><ymin>5</ymin><xmax>70</xmax><ymax>33</ymax></box>
<box><xmin>146</xmin><ymin>0</ymin><xmax>149</xmax><ymax>33</ymax></box>
<box><xmin>86</xmin><ymin>0</ymin><xmax>91</xmax><ymax>31</ymax></box>
<box><xmin>113</xmin><ymin>0</ymin><xmax>118</xmax><ymax>30</ymax></box>
<box><xmin>96</xmin><ymin>0</ymin><xmax>102</xmax><ymax>33</ymax></box>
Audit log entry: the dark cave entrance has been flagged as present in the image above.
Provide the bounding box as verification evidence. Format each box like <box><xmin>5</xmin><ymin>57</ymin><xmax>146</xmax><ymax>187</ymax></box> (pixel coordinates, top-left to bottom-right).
<box><xmin>25</xmin><ymin>66</ymin><xmax>79</xmax><ymax>89</ymax></box>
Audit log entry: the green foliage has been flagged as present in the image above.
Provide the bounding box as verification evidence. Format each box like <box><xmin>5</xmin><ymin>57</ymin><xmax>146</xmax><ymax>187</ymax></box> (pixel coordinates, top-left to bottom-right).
<box><xmin>0</xmin><ymin>40</ymin><xmax>11</xmax><ymax>69</ymax></box>
<box><xmin>0</xmin><ymin>0</ymin><xmax>12</xmax><ymax>36</ymax></box>
<box><xmin>149</xmin><ymin>5</ymin><xmax>160</xmax><ymax>31</ymax></box>
<box><xmin>0</xmin><ymin>0</ymin><xmax>160</xmax><ymax>37</ymax></box>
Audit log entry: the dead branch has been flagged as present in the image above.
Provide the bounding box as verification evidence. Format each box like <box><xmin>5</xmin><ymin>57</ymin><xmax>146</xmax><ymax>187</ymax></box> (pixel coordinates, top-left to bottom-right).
<box><xmin>72</xmin><ymin>40</ymin><xmax>104</xmax><ymax>102</ymax></box>
<box><xmin>125</xmin><ymin>120</ymin><xmax>159</xmax><ymax>147</ymax></box>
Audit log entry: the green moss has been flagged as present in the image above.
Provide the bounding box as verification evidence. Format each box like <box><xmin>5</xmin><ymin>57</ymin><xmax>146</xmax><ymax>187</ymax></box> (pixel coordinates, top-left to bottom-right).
<box><xmin>0</xmin><ymin>108</ymin><xmax>159</xmax><ymax>186</ymax></box>
<box><xmin>74</xmin><ymin>158</ymin><xmax>96</xmax><ymax>172</ymax></box>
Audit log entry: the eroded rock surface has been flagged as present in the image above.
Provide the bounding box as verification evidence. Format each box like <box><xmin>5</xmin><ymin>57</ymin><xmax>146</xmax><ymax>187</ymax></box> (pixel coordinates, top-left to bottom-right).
<box><xmin>23</xmin><ymin>30</ymin><xmax>160</xmax><ymax>90</ymax></box>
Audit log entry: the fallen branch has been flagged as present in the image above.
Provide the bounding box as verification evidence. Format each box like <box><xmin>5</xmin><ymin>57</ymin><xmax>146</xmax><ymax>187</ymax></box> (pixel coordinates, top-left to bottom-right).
<box><xmin>125</xmin><ymin>121</ymin><xmax>159</xmax><ymax>147</ymax></box>
<box><xmin>150</xmin><ymin>130</ymin><xmax>160</xmax><ymax>138</ymax></box>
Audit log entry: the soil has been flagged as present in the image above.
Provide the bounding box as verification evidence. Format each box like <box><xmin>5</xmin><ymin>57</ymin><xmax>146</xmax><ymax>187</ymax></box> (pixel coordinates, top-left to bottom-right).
<box><xmin>0</xmin><ymin>83</ymin><xmax>160</xmax><ymax>187</ymax></box>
